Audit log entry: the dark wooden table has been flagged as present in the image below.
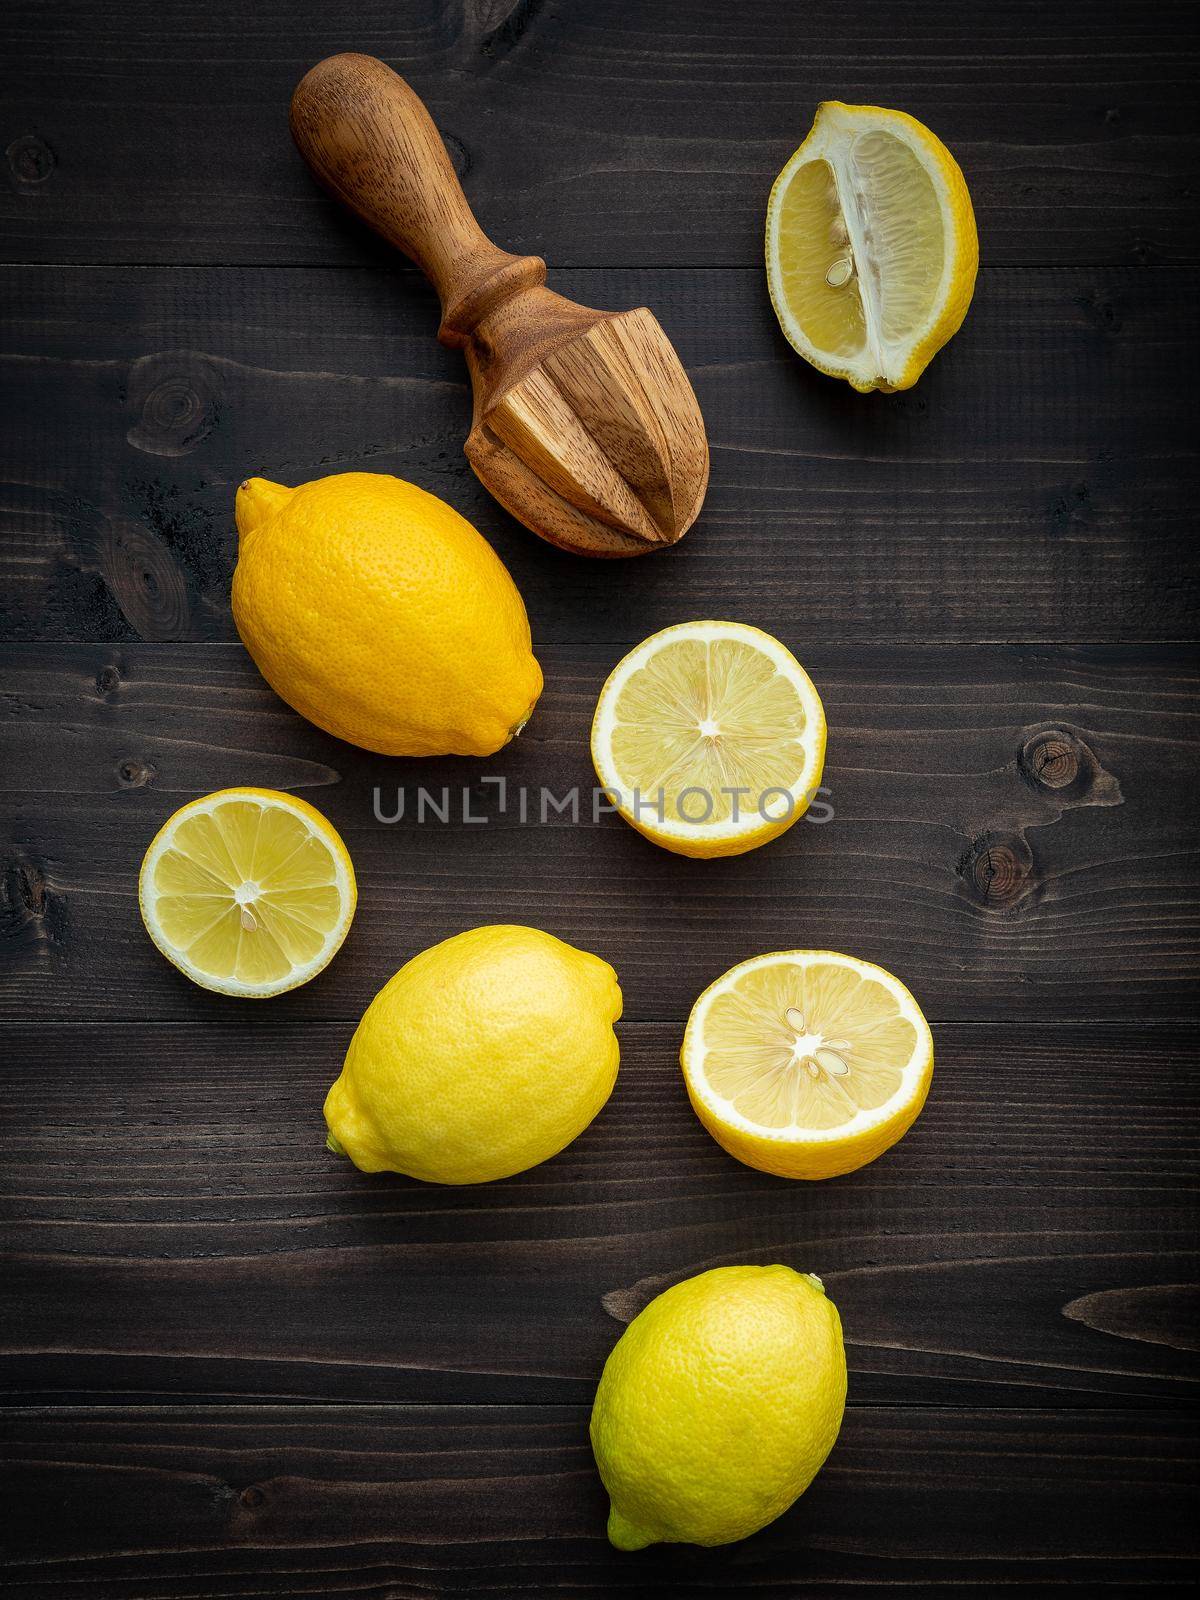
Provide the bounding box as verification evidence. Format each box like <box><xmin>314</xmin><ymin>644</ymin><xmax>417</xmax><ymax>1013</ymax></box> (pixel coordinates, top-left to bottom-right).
<box><xmin>3</xmin><ymin>2</ymin><xmax>1198</xmax><ymax>1594</ymax></box>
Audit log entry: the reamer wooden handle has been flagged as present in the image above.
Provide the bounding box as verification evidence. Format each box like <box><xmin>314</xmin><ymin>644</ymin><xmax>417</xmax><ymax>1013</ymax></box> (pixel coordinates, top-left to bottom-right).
<box><xmin>290</xmin><ymin>53</ymin><xmax>546</xmax><ymax>348</ymax></box>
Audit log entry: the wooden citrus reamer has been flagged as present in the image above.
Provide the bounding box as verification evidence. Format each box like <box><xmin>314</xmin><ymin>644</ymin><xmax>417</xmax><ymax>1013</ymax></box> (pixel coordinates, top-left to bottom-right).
<box><xmin>290</xmin><ymin>54</ymin><xmax>708</xmax><ymax>557</ymax></box>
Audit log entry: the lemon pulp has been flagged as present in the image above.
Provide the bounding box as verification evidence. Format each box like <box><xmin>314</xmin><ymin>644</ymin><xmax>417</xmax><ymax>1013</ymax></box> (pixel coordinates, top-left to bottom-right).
<box><xmin>591</xmin><ymin>622</ymin><xmax>826</xmax><ymax>858</ymax></box>
<box><xmin>139</xmin><ymin>788</ymin><xmax>356</xmax><ymax>997</ymax></box>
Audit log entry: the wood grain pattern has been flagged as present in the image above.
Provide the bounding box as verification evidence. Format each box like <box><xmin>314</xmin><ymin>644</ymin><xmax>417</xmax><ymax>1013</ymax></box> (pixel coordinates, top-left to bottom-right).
<box><xmin>3</xmin><ymin>0</ymin><xmax>1197</xmax><ymax>267</ymax></box>
<box><xmin>4</xmin><ymin>1</ymin><xmax>1199</xmax><ymax>1587</ymax></box>
<box><xmin>471</xmin><ymin>307</ymin><xmax>710</xmax><ymax>554</ymax></box>
<box><xmin>3</xmin><ymin>641</ymin><xmax>1197</xmax><ymax>1024</ymax></box>
<box><xmin>2</xmin><ymin>1406</ymin><xmax>1196</xmax><ymax>1596</ymax></box>
<box><xmin>2</xmin><ymin>265</ymin><xmax>1197</xmax><ymax>643</ymax></box>
<box><xmin>1</xmin><ymin>1021</ymin><xmax>1196</xmax><ymax>1407</ymax></box>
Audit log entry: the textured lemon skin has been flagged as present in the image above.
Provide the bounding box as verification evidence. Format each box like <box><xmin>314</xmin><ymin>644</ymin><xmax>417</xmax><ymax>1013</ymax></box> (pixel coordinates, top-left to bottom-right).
<box><xmin>138</xmin><ymin>786</ymin><xmax>357</xmax><ymax>999</ymax></box>
<box><xmin>766</xmin><ymin>102</ymin><xmax>979</xmax><ymax>393</ymax></box>
<box><xmin>591</xmin><ymin>1265</ymin><xmax>846</xmax><ymax>1550</ymax></box>
<box><xmin>325</xmin><ymin>925</ymin><xmax>622</xmax><ymax>1184</ymax></box>
<box><xmin>590</xmin><ymin>621</ymin><xmax>827</xmax><ymax>860</ymax></box>
<box><xmin>232</xmin><ymin>473</ymin><xmax>543</xmax><ymax>756</ymax></box>
<box><xmin>681</xmin><ymin>951</ymin><xmax>934</xmax><ymax>1180</ymax></box>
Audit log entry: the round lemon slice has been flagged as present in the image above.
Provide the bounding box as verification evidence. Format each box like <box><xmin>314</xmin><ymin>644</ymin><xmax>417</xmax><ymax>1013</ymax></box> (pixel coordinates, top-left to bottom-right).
<box><xmin>682</xmin><ymin>950</ymin><xmax>933</xmax><ymax>1179</ymax></box>
<box><xmin>590</xmin><ymin>621</ymin><xmax>826</xmax><ymax>859</ymax></box>
<box><xmin>766</xmin><ymin>102</ymin><xmax>978</xmax><ymax>392</ymax></box>
<box><xmin>139</xmin><ymin>787</ymin><xmax>356</xmax><ymax>997</ymax></box>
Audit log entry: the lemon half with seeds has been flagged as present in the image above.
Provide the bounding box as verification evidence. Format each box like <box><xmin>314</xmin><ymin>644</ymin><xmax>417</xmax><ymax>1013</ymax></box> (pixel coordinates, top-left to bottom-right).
<box><xmin>766</xmin><ymin>102</ymin><xmax>978</xmax><ymax>392</ymax></box>
<box><xmin>682</xmin><ymin>950</ymin><xmax>933</xmax><ymax>1179</ymax></box>
<box><xmin>591</xmin><ymin>621</ymin><xmax>826</xmax><ymax>858</ymax></box>
<box><xmin>139</xmin><ymin>788</ymin><xmax>356</xmax><ymax>997</ymax></box>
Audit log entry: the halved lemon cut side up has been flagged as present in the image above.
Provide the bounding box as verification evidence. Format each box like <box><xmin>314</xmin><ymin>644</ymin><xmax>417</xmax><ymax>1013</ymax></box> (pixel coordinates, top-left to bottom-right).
<box><xmin>590</xmin><ymin>621</ymin><xmax>826</xmax><ymax>859</ymax></box>
<box><xmin>139</xmin><ymin>787</ymin><xmax>356</xmax><ymax>997</ymax></box>
<box><xmin>682</xmin><ymin>951</ymin><xmax>933</xmax><ymax>1178</ymax></box>
<box><xmin>766</xmin><ymin>102</ymin><xmax>978</xmax><ymax>392</ymax></box>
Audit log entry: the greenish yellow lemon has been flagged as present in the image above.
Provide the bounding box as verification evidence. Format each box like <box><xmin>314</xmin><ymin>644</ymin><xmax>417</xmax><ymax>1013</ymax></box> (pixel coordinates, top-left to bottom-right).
<box><xmin>591</xmin><ymin>1264</ymin><xmax>846</xmax><ymax>1549</ymax></box>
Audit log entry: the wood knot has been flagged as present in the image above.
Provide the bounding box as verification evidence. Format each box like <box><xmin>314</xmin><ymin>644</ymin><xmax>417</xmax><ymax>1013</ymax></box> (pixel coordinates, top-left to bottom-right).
<box><xmin>117</xmin><ymin>757</ymin><xmax>157</xmax><ymax>789</ymax></box>
<box><xmin>95</xmin><ymin>664</ymin><xmax>122</xmax><ymax>696</ymax></box>
<box><xmin>1020</xmin><ymin>727</ymin><xmax>1082</xmax><ymax>791</ymax></box>
<box><xmin>2</xmin><ymin>852</ymin><xmax>67</xmax><ymax>950</ymax></box>
<box><xmin>474</xmin><ymin>0</ymin><xmax>544</xmax><ymax>55</ymax></box>
<box><xmin>126</xmin><ymin>351</ymin><xmax>223</xmax><ymax>458</ymax></box>
<box><xmin>1048</xmin><ymin>480</ymin><xmax>1093</xmax><ymax>532</ymax></box>
<box><xmin>1017</xmin><ymin>724</ymin><xmax>1122</xmax><ymax>809</ymax></box>
<box><xmin>1075</xmin><ymin>288</ymin><xmax>1123</xmax><ymax>336</ymax></box>
<box><xmin>440</xmin><ymin>130</ymin><xmax>471</xmax><ymax>181</ymax></box>
<box><xmin>7</xmin><ymin>133</ymin><xmax>55</xmax><ymax>185</ymax></box>
<box><xmin>14</xmin><ymin>861</ymin><xmax>45</xmax><ymax>917</ymax></box>
<box><xmin>238</xmin><ymin>1486</ymin><xmax>265</xmax><ymax>1509</ymax></box>
<box><xmin>97</xmin><ymin>518</ymin><xmax>191</xmax><ymax>641</ymax></box>
<box><xmin>959</xmin><ymin>832</ymin><xmax>1035</xmax><ymax>910</ymax></box>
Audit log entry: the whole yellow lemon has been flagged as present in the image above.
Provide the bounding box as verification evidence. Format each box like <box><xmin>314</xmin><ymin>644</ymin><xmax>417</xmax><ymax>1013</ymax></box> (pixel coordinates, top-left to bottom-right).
<box><xmin>325</xmin><ymin>925</ymin><xmax>622</xmax><ymax>1184</ymax></box>
<box><xmin>590</xmin><ymin>1265</ymin><xmax>846</xmax><ymax>1549</ymax></box>
<box><xmin>232</xmin><ymin>473</ymin><xmax>543</xmax><ymax>756</ymax></box>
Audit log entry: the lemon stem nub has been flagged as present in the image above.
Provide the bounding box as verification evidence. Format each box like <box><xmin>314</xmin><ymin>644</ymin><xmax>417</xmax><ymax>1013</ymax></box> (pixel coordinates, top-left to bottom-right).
<box><xmin>608</xmin><ymin>1509</ymin><xmax>655</xmax><ymax>1551</ymax></box>
<box><xmin>325</xmin><ymin>1130</ymin><xmax>345</xmax><ymax>1157</ymax></box>
<box><xmin>235</xmin><ymin>477</ymin><xmax>293</xmax><ymax>541</ymax></box>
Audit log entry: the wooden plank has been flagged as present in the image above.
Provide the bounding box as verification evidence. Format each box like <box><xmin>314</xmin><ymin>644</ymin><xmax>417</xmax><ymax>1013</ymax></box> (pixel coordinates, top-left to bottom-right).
<box><xmin>1</xmin><ymin>1021</ymin><xmax>1196</xmax><ymax>1406</ymax></box>
<box><xmin>2</xmin><ymin>265</ymin><xmax>1197</xmax><ymax>646</ymax></box>
<box><xmin>1</xmin><ymin>1405</ymin><xmax>1196</xmax><ymax>1596</ymax></box>
<box><xmin>3</xmin><ymin>1</ymin><xmax>1198</xmax><ymax>267</ymax></box>
<box><xmin>2</xmin><ymin>642</ymin><xmax>1197</xmax><ymax>1025</ymax></box>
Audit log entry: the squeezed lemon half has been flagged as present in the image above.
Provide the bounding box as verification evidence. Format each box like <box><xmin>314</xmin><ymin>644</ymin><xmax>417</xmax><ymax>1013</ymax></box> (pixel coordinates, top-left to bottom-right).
<box><xmin>766</xmin><ymin>102</ymin><xmax>978</xmax><ymax>392</ymax></box>
<box><xmin>139</xmin><ymin>787</ymin><xmax>356</xmax><ymax>997</ymax></box>
<box><xmin>590</xmin><ymin>621</ymin><xmax>826</xmax><ymax>858</ymax></box>
<box><xmin>682</xmin><ymin>950</ymin><xmax>933</xmax><ymax>1178</ymax></box>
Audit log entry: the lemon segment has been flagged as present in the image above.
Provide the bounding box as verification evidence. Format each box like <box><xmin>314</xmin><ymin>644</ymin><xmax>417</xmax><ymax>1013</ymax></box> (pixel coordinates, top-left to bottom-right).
<box><xmin>139</xmin><ymin>788</ymin><xmax>356</xmax><ymax>998</ymax></box>
<box><xmin>682</xmin><ymin>950</ymin><xmax>933</xmax><ymax>1178</ymax></box>
<box><xmin>590</xmin><ymin>622</ymin><xmax>826</xmax><ymax>858</ymax></box>
<box><xmin>766</xmin><ymin>102</ymin><xmax>978</xmax><ymax>392</ymax></box>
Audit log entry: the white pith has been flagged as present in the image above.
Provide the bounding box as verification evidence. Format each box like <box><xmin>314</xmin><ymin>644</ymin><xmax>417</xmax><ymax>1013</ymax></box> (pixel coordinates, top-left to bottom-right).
<box><xmin>766</xmin><ymin>103</ymin><xmax>961</xmax><ymax>388</ymax></box>
<box><xmin>591</xmin><ymin>621</ymin><xmax>825</xmax><ymax>842</ymax></box>
<box><xmin>684</xmin><ymin>950</ymin><xmax>932</xmax><ymax>1143</ymax></box>
<box><xmin>139</xmin><ymin>790</ymin><xmax>355</xmax><ymax>998</ymax></box>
